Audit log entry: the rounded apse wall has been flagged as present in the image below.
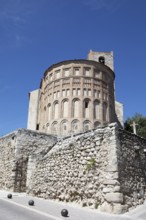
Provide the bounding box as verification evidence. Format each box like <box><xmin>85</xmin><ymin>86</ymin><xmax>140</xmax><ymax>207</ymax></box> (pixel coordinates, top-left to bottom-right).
<box><xmin>37</xmin><ymin>60</ymin><xmax>116</xmax><ymax>136</ymax></box>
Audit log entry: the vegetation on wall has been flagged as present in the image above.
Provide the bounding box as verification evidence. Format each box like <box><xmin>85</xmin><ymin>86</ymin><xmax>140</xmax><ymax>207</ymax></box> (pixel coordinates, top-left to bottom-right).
<box><xmin>86</xmin><ymin>158</ymin><xmax>96</xmax><ymax>170</ymax></box>
<box><xmin>124</xmin><ymin>113</ymin><xmax>146</xmax><ymax>138</ymax></box>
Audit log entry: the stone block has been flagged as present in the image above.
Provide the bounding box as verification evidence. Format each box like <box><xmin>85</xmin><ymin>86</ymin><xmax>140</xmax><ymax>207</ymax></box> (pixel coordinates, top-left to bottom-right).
<box><xmin>103</xmin><ymin>187</ymin><xmax>113</xmax><ymax>193</ymax></box>
<box><xmin>106</xmin><ymin>165</ymin><xmax>118</xmax><ymax>172</ymax></box>
<box><xmin>99</xmin><ymin>201</ymin><xmax>113</xmax><ymax>213</ymax></box>
<box><xmin>105</xmin><ymin>193</ymin><xmax>123</xmax><ymax>203</ymax></box>
<box><xmin>102</xmin><ymin>179</ymin><xmax>120</xmax><ymax>185</ymax></box>
<box><xmin>113</xmin><ymin>185</ymin><xmax>120</xmax><ymax>192</ymax></box>
<box><xmin>113</xmin><ymin>204</ymin><xmax>125</xmax><ymax>214</ymax></box>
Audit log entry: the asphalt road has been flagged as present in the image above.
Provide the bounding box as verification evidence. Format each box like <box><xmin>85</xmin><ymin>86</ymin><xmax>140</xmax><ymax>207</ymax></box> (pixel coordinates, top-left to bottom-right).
<box><xmin>0</xmin><ymin>190</ymin><xmax>145</xmax><ymax>220</ymax></box>
<box><xmin>0</xmin><ymin>199</ymin><xmax>55</xmax><ymax>220</ymax></box>
<box><xmin>0</xmin><ymin>197</ymin><xmax>135</xmax><ymax>220</ymax></box>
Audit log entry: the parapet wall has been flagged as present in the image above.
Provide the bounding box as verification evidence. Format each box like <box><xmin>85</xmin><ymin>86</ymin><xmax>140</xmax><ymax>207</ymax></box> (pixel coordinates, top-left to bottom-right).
<box><xmin>0</xmin><ymin>124</ymin><xmax>146</xmax><ymax>214</ymax></box>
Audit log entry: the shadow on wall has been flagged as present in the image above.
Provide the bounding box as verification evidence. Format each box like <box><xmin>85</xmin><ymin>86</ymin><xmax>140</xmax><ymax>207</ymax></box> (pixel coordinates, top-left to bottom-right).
<box><xmin>14</xmin><ymin>157</ymin><xmax>28</xmax><ymax>192</ymax></box>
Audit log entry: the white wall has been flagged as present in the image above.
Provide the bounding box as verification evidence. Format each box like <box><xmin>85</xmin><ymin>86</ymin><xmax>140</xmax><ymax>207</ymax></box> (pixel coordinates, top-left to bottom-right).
<box><xmin>27</xmin><ymin>89</ymin><xmax>39</xmax><ymax>130</ymax></box>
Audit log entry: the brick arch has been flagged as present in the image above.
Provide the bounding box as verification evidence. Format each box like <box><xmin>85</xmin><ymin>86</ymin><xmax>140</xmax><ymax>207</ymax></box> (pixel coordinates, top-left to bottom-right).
<box><xmin>71</xmin><ymin>119</ymin><xmax>80</xmax><ymax>134</ymax></box>
<box><xmin>94</xmin><ymin>121</ymin><xmax>100</xmax><ymax>129</ymax></box>
<box><xmin>51</xmin><ymin>121</ymin><xmax>58</xmax><ymax>135</ymax></box>
<box><xmin>83</xmin><ymin>120</ymin><xmax>92</xmax><ymax>132</ymax></box>
<box><xmin>53</xmin><ymin>101</ymin><xmax>59</xmax><ymax>119</ymax></box>
<box><xmin>47</xmin><ymin>103</ymin><xmax>51</xmax><ymax>121</ymax></box>
<box><xmin>83</xmin><ymin>98</ymin><xmax>91</xmax><ymax>118</ymax></box>
<box><xmin>46</xmin><ymin>122</ymin><xmax>50</xmax><ymax>133</ymax></box>
<box><xmin>62</xmin><ymin>99</ymin><xmax>69</xmax><ymax>118</ymax></box>
<box><xmin>72</xmin><ymin>98</ymin><xmax>80</xmax><ymax>118</ymax></box>
<box><xmin>60</xmin><ymin>119</ymin><xmax>68</xmax><ymax>136</ymax></box>
<box><xmin>103</xmin><ymin>102</ymin><xmax>108</xmax><ymax>122</ymax></box>
<box><xmin>94</xmin><ymin>99</ymin><xmax>100</xmax><ymax>120</ymax></box>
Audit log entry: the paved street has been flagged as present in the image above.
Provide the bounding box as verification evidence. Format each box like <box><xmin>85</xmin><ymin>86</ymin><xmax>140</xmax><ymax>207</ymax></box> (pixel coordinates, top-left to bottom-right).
<box><xmin>0</xmin><ymin>199</ymin><xmax>54</xmax><ymax>220</ymax></box>
<box><xmin>0</xmin><ymin>190</ymin><xmax>146</xmax><ymax>220</ymax></box>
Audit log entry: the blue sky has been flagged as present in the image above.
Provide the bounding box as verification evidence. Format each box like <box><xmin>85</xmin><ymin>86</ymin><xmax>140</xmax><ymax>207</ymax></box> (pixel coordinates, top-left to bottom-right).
<box><xmin>0</xmin><ymin>0</ymin><xmax>146</xmax><ymax>135</ymax></box>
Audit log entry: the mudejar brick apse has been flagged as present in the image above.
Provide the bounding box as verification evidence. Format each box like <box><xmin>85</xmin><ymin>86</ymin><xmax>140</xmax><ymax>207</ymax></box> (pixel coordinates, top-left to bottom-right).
<box><xmin>27</xmin><ymin>51</ymin><xmax>123</xmax><ymax>136</ymax></box>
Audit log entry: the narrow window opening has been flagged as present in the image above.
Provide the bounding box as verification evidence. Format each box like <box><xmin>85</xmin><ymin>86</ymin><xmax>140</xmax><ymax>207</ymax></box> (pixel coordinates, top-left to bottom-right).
<box><xmin>85</xmin><ymin>125</ymin><xmax>89</xmax><ymax>131</ymax></box>
<box><xmin>99</xmin><ymin>56</ymin><xmax>105</xmax><ymax>64</ymax></box>
<box><xmin>85</xmin><ymin>102</ymin><xmax>88</xmax><ymax>108</ymax></box>
<box><xmin>36</xmin><ymin>124</ymin><xmax>39</xmax><ymax>130</ymax></box>
<box><xmin>64</xmin><ymin>125</ymin><xmax>67</xmax><ymax>130</ymax></box>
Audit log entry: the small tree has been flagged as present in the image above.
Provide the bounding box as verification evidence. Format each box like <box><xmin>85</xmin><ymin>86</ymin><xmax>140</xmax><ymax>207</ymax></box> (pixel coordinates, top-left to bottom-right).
<box><xmin>124</xmin><ymin>113</ymin><xmax>146</xmax><ymax>138</ymax></box>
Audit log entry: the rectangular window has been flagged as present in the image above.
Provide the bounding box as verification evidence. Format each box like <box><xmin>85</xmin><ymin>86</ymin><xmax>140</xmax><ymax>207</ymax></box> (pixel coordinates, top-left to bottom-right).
<box><xmin>77</xmin><ymin>89</ymin><xmax>80</xmax><ymax>96</ymax></box>
<box><xmin>67</xmin><ymin>89</ymin><xmax>70</xmax><ymax>96</ymax></box>
<box><xmin>84</xmin><ymin>68</ymin><xmax>90</xmax><ymax>76</ymax></box>
<box><xmin>63</xmin><ymin>90</ymin><xmax>66</xmax><ymax>97</ymax></box>
<box><xmin>74</xmin><ymin>68</ymin><xmax>80</xmax><ymax>76</ymax></box>
<box><xmin>73</xmin><ymin>88</ymin><xmax>76</xmax><ymax>96</ymax></box>
<box><xmin>56</xmin><ymin>70</ymin><xmax>60</xmax><ymax>79</ymax></box>
<box><xmin>94</xmin><ymin>90</ymin><xmax>97</xmax><ymax>98</ymax></box>
<box><xmin>88</xmin><ymin>89</ymin><xmax>91</xmax><ymax>96</ymax></box>
<box><xmin>64</xmin><ymin>69</ymin><xmax>70</xmax><ymax>77</ymax></box>
<box><xmin>83</xmin><ymin>89</ymin><xmax>87</xmax><ymax>96</ymax></box>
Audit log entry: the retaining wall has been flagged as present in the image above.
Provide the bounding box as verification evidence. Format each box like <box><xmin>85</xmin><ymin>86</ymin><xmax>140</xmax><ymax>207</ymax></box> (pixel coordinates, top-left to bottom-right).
<box><xmin>0</xmin><ymin>124</ymin><xmax>146</xmax><ymax>214</ymax></box>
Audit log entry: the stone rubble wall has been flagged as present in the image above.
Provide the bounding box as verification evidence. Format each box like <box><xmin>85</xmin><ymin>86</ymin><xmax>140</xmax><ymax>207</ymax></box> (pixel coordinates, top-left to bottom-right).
<box><xmin>0</xmin><ymin>132</ymin><xmax>16</xmax><ymax>190</ymax></box>
<box><xmin>27</xmin><ymin>124</ymin><xmax>124</xmax><ymax>213</ymax></box>
<box><xmin>0</xmin><ymin>129</ymin><xmax>57</xmax><ymax>192</ymax></box>
<box><xmin>117</xmin><ymin>129</ymin><xmax>146</xmax><ymax>211</ymax></box>
<box><xmin>0</xmin><ymin>124</ymin><xmax>146</xmax><ymax>214</ymax></box>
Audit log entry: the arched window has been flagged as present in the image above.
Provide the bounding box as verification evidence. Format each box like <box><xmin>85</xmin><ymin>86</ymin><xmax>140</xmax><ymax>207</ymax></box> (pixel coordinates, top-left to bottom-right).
<box><xmin>109</xmin><ymin>104</ymin><xmax>112</xmax><ymax>122</ymax></box>
<box><xmin>94</xmin><ymin>121</ymin><xmax>100</xmax><ymax>129</ymax></box>
<box><xmin>72</xmin><ymin>99</ymin><xmax>80</xmax><ymax>117</ymax></box>
<box><xmin>99</xmin><ymin>56</ymin><xmax>105</xmax><ymax>64</ymax></box>
<box><xmin>44</xmin><ymin>106</ymin><xmax>47</xmax><ymax>125</ymax></box>
<box><xmin>62</xmin><ymin>99</ymin><xmax>69</xmax><ymax>118</ymax></box>
<box><xmin>47</xmin><ymin>104</ymin><xmax>51</xmax><ymax>121</ymax></box>
<box><xmin>61</xmin><ymin>120</ymin><xmax>68</xmax><ymax>136</ymax></box>
<box><xmin>51</xmin><ymin>122</ymin><xmax>58</xmax><ymax>135</ymax></box>
<box><xmin>94</xmin><ymin>100</ymin><xmax>100</xmax><ymax>119</ymax></box>
<box><xmin>103</xmin><ymin>102</ymin><xmax>107</xmax><ymax>122</ymax></box>
<box><xmin>83</xmin><ymin>120</ymin><xmax>91</xmax><ymax>132</ymax></box>
<box><xmin>46</xmin><ymin>123</ymin><xmax>50</xmax><ymax>133</ymax></box>
<box><xmin>71</xmin><ymin>119</ymin><xmax>80</xmax><ymax>134</ymax></box>
<box><xmin>54</xmin><ymin>101</ymin><xmax>59</xmax><ymax>119</ymax></box>
<box><xmin>83</xmin><ymin>99</ymin><xmax>90</xmax><ymax>118</ymax></box>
